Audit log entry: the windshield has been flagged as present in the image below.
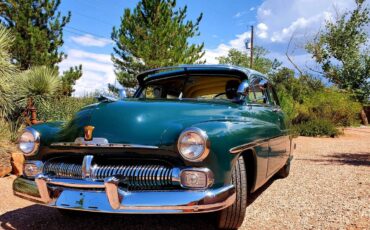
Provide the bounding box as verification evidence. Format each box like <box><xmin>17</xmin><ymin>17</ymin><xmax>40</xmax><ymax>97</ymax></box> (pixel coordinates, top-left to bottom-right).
<box><xmin>135</xmin><ymin>75</ymin><xmax>242</xmax><ymax>101</ymax></box>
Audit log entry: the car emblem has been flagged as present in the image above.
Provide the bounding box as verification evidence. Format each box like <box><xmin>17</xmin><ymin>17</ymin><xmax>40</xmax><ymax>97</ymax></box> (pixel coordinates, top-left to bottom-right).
<box><xmin>84</xmin><ymin>126</ymin><xmax>95</xmax><ymax>141</ymax></box>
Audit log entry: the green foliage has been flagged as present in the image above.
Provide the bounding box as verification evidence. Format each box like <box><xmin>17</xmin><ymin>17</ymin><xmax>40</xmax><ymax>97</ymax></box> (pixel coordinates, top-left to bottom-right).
<box><xmin>270</xmin><ymin>67</ymin><xmax>324</xmax><ymax>103</ymax></box>
<box><xmin>59</xmin><ymin>65</ymin><xmax>83</xmax><ymax>96</ymax></box>
<box><xmin>217</xmin><ymin>47</ymin><xmax>281</xmax><ymax>74</ymax></box>
<box><xmin>306</xmin><ymin>0</ymin><xmax>370</xmax><ymax>102</ymax></box>
<box><xmin>0</xmin><ymin>0</ymin><xmax>71</xmax><ymax>70</ymax></box>
<box><xmin>0</xmin><ymin>119</ymin><xmax>23</xmax><ymax>142</ymax></box>
<box><xmin>37</xmin><ymin>96</ymin><xmax>96</xmax><ymax>121</ymax></box>
<box><xmin>293</xmin><ymin>119</ymin><xmax>340</xmax><ymax>137</ymax></box>
<box><xmin>112</xmin><ymin>0</ymin><xmax>205</xmax><ymax>87</ymax></box>
<box><xmin>18</xmin><ymin>66</ymin><xmax>61</xmax><ymax>106</ymax></box>
<box><xmin>0</xmin><ymin>25</ymin><xmax>17</xmax><ymax>118</ymax></box>
<box><xmin>271</xmin><ymin>68</ymin><xmax>361</xmax><ymax>137</ymax></box>
<box><xmin>295</xmin><ymin>90</ymin><xmax>362</xmax><ymax>127</ymax></box>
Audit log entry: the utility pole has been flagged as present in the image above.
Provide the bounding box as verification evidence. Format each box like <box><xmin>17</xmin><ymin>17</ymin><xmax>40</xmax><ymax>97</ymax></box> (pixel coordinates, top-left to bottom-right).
<box><xmin>250</xmin><ymin>25</ymin><xmax>254</xmax><ymax>68</ymax></box>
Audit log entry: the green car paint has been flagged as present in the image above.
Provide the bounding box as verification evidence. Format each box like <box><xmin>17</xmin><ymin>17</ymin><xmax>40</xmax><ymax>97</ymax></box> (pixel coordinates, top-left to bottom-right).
<box><xmin>26</xmin><ymin>65</ymin><xmax>291</xmax><ymax>192</ymax></box>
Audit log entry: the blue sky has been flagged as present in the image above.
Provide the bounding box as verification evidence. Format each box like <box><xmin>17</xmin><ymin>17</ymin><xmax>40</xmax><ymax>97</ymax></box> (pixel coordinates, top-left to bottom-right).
<box><xmin>58</xmin><ymin>0</ymin><xmax>361</xmax><ymax>96</ymax></box>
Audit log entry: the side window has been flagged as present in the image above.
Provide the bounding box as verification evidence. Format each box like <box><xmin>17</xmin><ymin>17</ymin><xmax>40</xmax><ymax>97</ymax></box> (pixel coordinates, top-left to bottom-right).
<box><xmin>250</xmin><ymin>77</ymin><xmax>270</xmax><ymax>105</ymax></box>
<box><xmin>269</xmin><ymin>85</ymin><xmax>280</xmax><ymax>106</ymax></box>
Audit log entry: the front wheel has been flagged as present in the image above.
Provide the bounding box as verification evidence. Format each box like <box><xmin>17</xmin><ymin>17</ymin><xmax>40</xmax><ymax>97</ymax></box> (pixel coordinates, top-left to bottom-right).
<box><xmin>217</xmin><ymin>156</ymin><xmax>247</xmax><ymax>229</ymax></box>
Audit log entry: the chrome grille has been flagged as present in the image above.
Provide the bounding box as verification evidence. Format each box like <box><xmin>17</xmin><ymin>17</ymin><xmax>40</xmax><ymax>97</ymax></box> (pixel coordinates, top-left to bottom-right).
<box><xmin>43</xmin><ymin>162</ymin><xmax>82</xmax><ymax>179</ymax></box>
<box><xmin>43</xmin><ymin>161</ymin><xmax>174</xmax><ymax>189</ymax></box>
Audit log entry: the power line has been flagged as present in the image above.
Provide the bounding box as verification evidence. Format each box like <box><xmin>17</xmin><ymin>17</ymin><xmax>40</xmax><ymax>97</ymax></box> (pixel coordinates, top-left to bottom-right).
<box><xmin>73</xmin><ymin>11</ymin><xmax>114</xmax><ymax>27</ymax></box>
<box><xmin>65</xmin><ymin>26</ymin><xmax>111</xmax><ymax>40</ymax></box>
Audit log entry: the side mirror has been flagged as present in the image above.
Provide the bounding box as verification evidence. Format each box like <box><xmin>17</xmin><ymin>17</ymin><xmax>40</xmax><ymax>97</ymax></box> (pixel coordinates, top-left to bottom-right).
<box><xmin>237</xmin><ymin>80</ymin><xmax>250</xmax><ymax>99</ymax></box>
<box><xmin>118</xmin><ymin>88</ymin><xmax>127</xmax><ymax>99</ymax></box>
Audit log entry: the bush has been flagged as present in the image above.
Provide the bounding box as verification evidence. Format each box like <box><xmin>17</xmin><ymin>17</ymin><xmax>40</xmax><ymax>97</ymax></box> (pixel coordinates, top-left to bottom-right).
<box><xmin>37</xmin><ymin>96</ymin><xmax>96</xmax><ymax>122</ymax></box>
<box><xmin>294</xmin><ymin>89</ymin><xmax>362</xmax><ymax>127</ymax></box>
<box><xmin>293</xmin><ymin>119</ymin><xmax>341</xmax><ymax>137</ymax></box>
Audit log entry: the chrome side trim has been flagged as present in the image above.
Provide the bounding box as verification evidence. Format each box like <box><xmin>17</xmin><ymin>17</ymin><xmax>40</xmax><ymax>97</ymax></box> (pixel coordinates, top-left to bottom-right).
<box><xmin>229</xmin><ymin>138</ymin><xmax>268</xmax><ymax>154</ymax></box>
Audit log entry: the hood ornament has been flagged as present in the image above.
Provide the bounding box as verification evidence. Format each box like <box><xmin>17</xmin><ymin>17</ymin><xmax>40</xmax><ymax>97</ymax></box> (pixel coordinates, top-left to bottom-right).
<box><xmin>84</xmin><ymin>126</ymin><xmax>95</xmax><ymax>141</ymax></box>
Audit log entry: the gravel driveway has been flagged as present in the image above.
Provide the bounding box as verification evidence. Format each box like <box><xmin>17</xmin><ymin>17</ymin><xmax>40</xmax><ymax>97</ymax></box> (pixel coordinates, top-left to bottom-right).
<box><xmin>0</xmin><ymin>127</ymin><xmax>369</xmax><ymax>230</ymax></box>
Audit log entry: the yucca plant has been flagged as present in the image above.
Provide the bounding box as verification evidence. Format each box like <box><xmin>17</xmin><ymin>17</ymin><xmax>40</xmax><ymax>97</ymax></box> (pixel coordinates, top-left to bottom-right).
<box><xmin>18</xmin><ymin>66</ymin><xmax>61</xmax><ymax>106</ymax></box>
<box><xmin>0</xmin><ymin>26</ymin><xmax>17</xmax><ymax>118</ymax></box>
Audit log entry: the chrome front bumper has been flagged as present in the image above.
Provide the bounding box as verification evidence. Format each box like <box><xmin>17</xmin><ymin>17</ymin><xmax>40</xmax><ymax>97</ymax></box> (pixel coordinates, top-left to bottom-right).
<box><xmin>13</xmin><ymin>175</ymin><xmax>236</xmax><ymax>214</ymax></box>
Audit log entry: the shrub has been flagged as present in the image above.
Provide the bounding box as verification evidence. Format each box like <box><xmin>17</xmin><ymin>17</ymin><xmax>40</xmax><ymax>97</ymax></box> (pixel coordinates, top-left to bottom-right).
<box><xmin>294</xmin><ymin>89</ymin><xmax>362</xmax><ymax>127</ymax></box>
<box><xmin>37</xmin><ymin>96</ymin><xmax>96</xmax><ymax>122</ymax></box>
<box><xmin>293</xmin><ymin>119</ymin><xmax>341</xmax><ymax>137</ymax></box>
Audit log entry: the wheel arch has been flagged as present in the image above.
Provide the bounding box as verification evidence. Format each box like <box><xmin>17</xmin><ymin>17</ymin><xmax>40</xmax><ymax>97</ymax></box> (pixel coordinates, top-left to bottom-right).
<box><xmin>240</xmin><ymin>148</ymin><xmax>258</xmax><ymax>193</ymax></box>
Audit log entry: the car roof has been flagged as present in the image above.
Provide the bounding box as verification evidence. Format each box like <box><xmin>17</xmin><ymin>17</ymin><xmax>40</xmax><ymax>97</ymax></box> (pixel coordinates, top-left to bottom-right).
<box><xmin>136</xmin><ymin>64</ymin><xmax>266</xmax><ymax>85</ymax></box>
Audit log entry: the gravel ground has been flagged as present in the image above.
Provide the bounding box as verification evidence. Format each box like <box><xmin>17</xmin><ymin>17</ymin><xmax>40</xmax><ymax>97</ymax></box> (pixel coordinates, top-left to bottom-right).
<box><xmin>0</xmin><ymin>127</ymin><xmax>369</xmax><ymax>230</ymax></box>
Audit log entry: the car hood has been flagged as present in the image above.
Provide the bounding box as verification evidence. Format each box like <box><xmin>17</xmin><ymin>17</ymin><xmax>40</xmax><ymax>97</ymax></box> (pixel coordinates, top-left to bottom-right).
<box><xmin>57</xmin><ymin>99</ymin><xmax>242</xmax><ymax>146</ymax></box>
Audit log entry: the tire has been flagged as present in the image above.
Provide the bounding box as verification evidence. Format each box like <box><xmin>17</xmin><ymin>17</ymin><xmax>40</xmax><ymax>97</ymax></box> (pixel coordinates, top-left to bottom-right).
<box><xmin>276</xmin><ymin>159</ymin><xmax>290</xmax><ymax>178</ymax></box>
<box><xmin>217</xmin><ymin>156</ymin><xmax>247</xmax><ymax>229</ymax></box>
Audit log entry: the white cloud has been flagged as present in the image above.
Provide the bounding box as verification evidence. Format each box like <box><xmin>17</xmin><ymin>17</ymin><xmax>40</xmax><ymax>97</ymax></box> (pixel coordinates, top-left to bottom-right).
<box><xmin>250</xmin><ymin>7</ymin><xmax>255</xmax><ymax>11</ymax></box>
<box><xmin>204</xmin><ymin>32</ymin><xmax>250</xmax><ymax>64</ymax></box>
<box><xmin>59</xmin><ymin>49</ymin><xmax>116</xmax><ymax>97</ymax></box>
<box><xmin>256</xmin><ymin>23</ymin><xmax>269</xmax><ymax>39</ymax></box>
<box><xmin>256</xmin><ymin>0</ymin><xmax>356</xmax><ymax>43</ymax></box>
<box><xmin>234</xmin><ymin>12</ymin><xmax>243</xmax><ymax>18</ymax></box>
<box><xmin>71</xmin><ymin>34</ymin><xmax>113</xmax><ymax>47</ymax></box>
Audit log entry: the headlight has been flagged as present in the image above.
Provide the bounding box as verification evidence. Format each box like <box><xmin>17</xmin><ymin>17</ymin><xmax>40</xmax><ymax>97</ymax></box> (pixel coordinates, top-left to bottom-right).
<box><xmin>18</xmin><ymin>128</ymin><xmax>40</xmax><ymax>156</ymax></box>
<box><xmin>177</xmin><ymin>127</ymin><xmax>210</xmax><ymax>162</ymax></box>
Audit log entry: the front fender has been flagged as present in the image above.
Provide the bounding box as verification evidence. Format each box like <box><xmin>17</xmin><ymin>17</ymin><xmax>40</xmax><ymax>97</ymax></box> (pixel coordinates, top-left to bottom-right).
<box><xmin>186</xmin><ymin>119</ymin><xmax>280</xmax><ymax>188</ymax></box>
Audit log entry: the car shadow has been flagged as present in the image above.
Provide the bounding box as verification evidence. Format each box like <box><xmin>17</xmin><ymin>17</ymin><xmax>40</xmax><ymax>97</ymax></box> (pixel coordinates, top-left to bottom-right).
<box><xmin>0</xmin><ymin>204</ymin><xmax>217</xmax><ymax>230</ymax></box>
<box><xmin>296</xmin><ymin>152</ymin><xmax>370</xmax><ymax>167</ymax></box>
<box><xmin>248</xmin><ymin>177</ymin><xmax>276</xmax><ymax>206</ymax></box>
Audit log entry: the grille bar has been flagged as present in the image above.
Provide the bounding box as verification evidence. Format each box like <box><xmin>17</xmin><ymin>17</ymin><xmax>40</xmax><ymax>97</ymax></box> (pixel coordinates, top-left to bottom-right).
<box><xmin>43</xmin><ymin>161</ymin><xmax>174</xmax><ymax>189</ymax></box>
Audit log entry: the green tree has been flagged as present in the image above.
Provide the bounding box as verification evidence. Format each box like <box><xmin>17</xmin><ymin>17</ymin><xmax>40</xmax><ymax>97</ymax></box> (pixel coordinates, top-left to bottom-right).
<box><xmin>0</xmin><ymin>0</ymin><xmax>71</xmax><ymax>70</ymax></box>
<box><xmin>217</xmin><ymin>47</ymin><xmax>281</xmax><ymax>74</ymax></box>
<box><xmin>59</xmin><ymin>65</ymin><xmax>82</xmax><ymax>96</ymax></box>
<box><xmin>112</xmin><ymin>0</ymin><xmax>205</xmax><ymax>87</ymax></box>
<box><xmin>306</xmin><ymin>0</ymin><xmax>370</xmax><ymax>102</ymax></box>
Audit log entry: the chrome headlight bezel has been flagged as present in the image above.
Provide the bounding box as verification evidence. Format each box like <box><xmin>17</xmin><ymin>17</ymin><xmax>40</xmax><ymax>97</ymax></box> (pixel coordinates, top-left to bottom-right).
<box><xmin>18</xmin><ymin>127</ymin><xmax>40</xmax><ymax>156</ymax></box>
<box><xmin>177</xmin><ymin>127</ymin><xmax>210</xmax><ymax>162</ymax></box>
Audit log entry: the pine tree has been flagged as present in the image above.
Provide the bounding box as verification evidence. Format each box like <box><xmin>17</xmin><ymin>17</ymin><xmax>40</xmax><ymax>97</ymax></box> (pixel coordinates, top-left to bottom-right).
<box><xmin>111</xmin><ymin>0</ymin><xmax>205</xmax><ymax>87</ymax></box>
<box><xmin>59</xmin><ymin>65</ymin><xmax>83</xmax><ymax>96</ymax></box>
<box><xmin>0</xmin><ymin>0</ymin><xmax>71</xmax><ymax>70</ymax></box>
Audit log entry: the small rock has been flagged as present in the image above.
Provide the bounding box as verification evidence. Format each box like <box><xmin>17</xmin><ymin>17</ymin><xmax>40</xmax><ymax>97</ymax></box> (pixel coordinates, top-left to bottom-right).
<box><xmin>11</xmin><ymin>151</ymin><xmax>24</xmax><ymax>176</ymax></box>
<box><xmin>0</xmin><ymin>148</ymin><xmax>12</xmax><ymax>177</ymax></box>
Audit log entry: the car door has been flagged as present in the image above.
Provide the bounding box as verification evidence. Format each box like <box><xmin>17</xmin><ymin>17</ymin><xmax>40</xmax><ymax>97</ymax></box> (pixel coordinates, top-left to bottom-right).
<box><xmin>265</xmin><ymin>84</ymin><xmax>290</xmax><ymax>177</ymax></box>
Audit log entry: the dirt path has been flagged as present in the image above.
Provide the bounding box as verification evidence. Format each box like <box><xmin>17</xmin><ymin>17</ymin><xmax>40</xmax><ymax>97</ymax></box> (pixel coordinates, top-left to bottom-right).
<box><xmin>0</xmin><ymin>128</ymin><xmax>369</xmax><ymax>230</ymax></box>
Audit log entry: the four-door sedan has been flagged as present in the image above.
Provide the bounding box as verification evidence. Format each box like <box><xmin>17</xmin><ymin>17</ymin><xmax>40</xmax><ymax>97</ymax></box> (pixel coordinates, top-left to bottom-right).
<box><xmin>14</xmin><ymin>65</ymin><xmax>292</xmax><ymax>229</ymax></box>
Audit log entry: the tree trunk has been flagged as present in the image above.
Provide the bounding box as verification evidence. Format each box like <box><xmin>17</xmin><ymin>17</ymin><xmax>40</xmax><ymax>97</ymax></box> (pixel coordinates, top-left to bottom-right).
<box><xmin>360</xmin><ymin>108</ymin><xmax>368</xmax><ymax>126</ymax></box>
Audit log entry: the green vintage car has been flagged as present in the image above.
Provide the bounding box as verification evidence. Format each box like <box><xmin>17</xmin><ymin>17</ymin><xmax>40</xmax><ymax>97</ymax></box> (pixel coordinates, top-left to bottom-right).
<box><xmin>14</xmin><ymin>65</ymin><xmax>292</xmax><ymax>229</ymax></box>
